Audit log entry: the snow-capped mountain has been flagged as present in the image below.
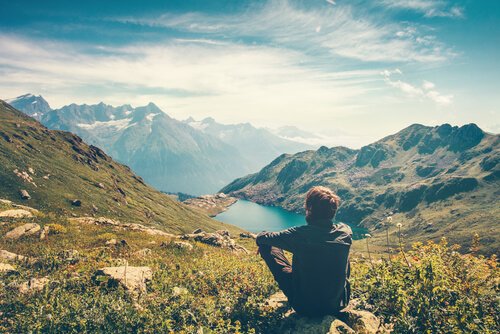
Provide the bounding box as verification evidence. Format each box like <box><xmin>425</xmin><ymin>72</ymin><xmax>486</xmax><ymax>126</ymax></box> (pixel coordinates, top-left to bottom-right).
<box><xmin>40</xmin><ymin>102</ymin><xmax>249</xmax><ymax>195</ymax></box>
<box><xmin>7</xmin><ymin>94</ymin><xmax>315</xmax><ymax>195</ymax></box>
<box><xmin>183</xmin><ymin>117</ymin><xmax>314</xmax><ymax>172</ymax></box>
<box><xmin>6</xmin><ymin>94</ymin><xmax>51</xmax><ymax>121</ymax></box>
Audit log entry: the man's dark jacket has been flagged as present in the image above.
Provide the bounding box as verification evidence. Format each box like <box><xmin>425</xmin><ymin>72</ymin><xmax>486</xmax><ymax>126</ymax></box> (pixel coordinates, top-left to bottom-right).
<box><xmin>256</xmin><ymin>221</ymin><xmax>352</xmax><ymax>316</ymax></box>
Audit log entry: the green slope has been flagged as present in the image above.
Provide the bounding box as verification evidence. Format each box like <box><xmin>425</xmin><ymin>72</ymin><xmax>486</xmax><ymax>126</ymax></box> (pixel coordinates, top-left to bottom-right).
<box><xmin>222</xmin><ymin>123</ymin><xmax>500</xmax><ymax>254</ymax></box>
<box><xmin>0</xmin><ymin>100</ymin><xmax>239</xmax><ymax>234</ymax></box>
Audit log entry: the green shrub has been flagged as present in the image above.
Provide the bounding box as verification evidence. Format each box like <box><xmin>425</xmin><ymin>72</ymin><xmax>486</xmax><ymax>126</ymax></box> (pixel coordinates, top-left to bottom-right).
<box><xmin>352</xmin><ymin>238</ymin><xmax>499</xmax><ymax>333</ymax></box>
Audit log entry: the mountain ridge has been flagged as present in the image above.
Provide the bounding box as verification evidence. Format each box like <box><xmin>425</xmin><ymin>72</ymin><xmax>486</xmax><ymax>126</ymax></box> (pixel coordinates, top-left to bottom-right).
<box><xmin>9</xmin><ymin>94</ymin><xmax>313</xmax><ymax>195</ymax></box>
<box><xmin>221</xmin><ymin>122</ymin><xmax>500</xmax><ymax>254</ymax></box>
<box><xmin>0</xmin><ymin>99</ymin><xmax>240</xmax><ymax>234</ymax></box>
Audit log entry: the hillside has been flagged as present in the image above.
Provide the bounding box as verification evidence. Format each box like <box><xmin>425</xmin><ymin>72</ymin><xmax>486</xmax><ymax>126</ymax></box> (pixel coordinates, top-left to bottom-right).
<box><xmin>0</xmin><ymin>100</ymin><xmax>239</xmax><ymax>234</ymax></box>
<box><xmin>6</xmin><ymin>94</ymin><xmax>51</xmax><ymax>121</ymax></box>
<box><xmin>222</xmin><ymin>123</ymin><xmax>500</xmax><ymax>255</ymax></box>
<box><xmin>9</xmin><ymin>94</ymin><xmax>313</xmax><ymax>195</ymax></box>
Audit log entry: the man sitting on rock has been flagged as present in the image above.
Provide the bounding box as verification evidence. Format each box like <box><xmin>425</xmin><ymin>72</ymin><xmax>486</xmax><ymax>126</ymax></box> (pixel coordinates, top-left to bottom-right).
<box><xmin>256</xmin><ymin>186</ymin><xmax>352</xmax><ymax>317</ymax></box>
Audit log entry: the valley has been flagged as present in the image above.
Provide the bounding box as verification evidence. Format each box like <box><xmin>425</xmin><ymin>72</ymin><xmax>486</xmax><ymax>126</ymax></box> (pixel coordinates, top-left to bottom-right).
<box><xmin>222</xmin><ymin>123</ymin><xmax>500</xmax><ymax>255</ymax></box>
<box><xmin>7</xmin><ymin>94</ymin><xmax>312</xmax><ymax>195</ymax></box>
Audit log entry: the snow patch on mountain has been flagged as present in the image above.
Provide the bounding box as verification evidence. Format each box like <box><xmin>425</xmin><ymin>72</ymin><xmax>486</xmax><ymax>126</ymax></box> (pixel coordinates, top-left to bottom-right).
<box><xmin>77</xmin><ymin>118</ymin><xmax>133</xmax><ymax>131</ymax></box>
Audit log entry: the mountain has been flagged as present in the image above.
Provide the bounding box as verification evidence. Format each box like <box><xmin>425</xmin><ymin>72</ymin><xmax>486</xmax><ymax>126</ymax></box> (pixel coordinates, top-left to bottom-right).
<box><xmin>183</xmin><ymin>117</ymin><xmax>314</xmax><ymax>172</ymax></box>
<box><xmin>6</xmin><ymin>94</ymin><xmax>51</xmax><ymax>121</ymax></box>
<box><xmin>222</xmin><ymin>123</ymin><xmax>500</xmax><ymax>254</ymax></box>
<box><xmin>10</xmin><ymin>94</ymin><xmax>313</xmax><ymax>195</ymax></box>
<box><xmin>35</xmin><ymin>101</ymin><xmax>251</xmax><ymax>195</ymax></box>
<box><xmin>0</xmin><ymin>99</ymin><xmax>239</xmax><ymax>234</ymax></box>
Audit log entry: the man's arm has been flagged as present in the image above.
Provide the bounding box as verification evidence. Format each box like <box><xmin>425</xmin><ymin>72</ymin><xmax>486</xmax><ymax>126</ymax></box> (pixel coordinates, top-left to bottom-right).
<box><xmin>256</xmin><ymin>227</ymin><xmax>300</xmax><ymax>252</ymax></box>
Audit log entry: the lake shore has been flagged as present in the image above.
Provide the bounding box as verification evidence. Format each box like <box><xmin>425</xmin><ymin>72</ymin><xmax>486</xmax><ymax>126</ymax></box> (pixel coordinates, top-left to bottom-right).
<box><xmin>183</xmin><ymin>193</ymin><xmax>238</xmax><ymax>217</ymax></box>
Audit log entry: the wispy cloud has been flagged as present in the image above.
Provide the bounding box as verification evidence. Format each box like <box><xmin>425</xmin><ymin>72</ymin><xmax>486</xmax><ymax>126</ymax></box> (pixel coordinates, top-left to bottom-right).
<box><xmin>382</xmin><ymin>69</ymin><xmax>453</xmax><ymax>105</ymax></box>
<box><xmin>0</xmin><ymin>33</ymin><xmax>381</xmax><ymax>128</ymax></box>
<box><xmin>381</xmin><ymin>0</ymin><xmax>464</xmax><ymax>18</ymax></box>
<box><xmin>117</xmin><ymin>0</ymin><xmax>455</xmax><ymax>63</ymax></box>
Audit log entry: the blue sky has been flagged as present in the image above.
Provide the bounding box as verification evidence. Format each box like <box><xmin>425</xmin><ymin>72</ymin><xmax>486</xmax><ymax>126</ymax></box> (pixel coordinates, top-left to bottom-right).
<box><xmin>1</xmin><ymin>0</ymin><xmax>499</xmax><ymax>146</ymax></box>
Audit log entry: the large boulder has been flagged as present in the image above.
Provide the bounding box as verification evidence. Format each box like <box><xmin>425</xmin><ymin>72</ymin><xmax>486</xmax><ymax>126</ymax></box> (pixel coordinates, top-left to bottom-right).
<box><xmin>94</xmin><ymin>266</ymin><xmax>152</xmax><ymax>294</ymax></box>
<box><xmin>4</xmin><ymin>223</ymin><xmax>41</xmax><ymax>240</ymax></box>
<box><xmin>180</xmin><ymin>232</ymin><xmax>248</xmax><ymax>254</ymax></box>
<box><xmin>0</xmin><ymin>263</ymin><xmax>17</xmax><ymax>273</ymax></box>
<box><xmin>18</xmin><ymin>277</ymin><xmax>50</xmax><ymax>294</ymax></box>
<box><xmin>0</xmin><ymin>249</ymin><xmax>27</xmax><ymax>261</ymax></box>
<box><xmin>267</xmin><ymin>293</ymin><xmax>386</xmax><ymax>334</ymax></box>
<box><xmin>0</xmin><ymin>209</ymin><xmax>34</xmax><ymax>218</ymax></box>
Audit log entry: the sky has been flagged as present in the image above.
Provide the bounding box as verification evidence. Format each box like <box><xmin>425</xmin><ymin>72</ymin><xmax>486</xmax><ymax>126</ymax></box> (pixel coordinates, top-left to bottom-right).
<box><xmin>0</xmin><ymin>0</ymin><xmax>499</xmax><ymax>147</ymax></box>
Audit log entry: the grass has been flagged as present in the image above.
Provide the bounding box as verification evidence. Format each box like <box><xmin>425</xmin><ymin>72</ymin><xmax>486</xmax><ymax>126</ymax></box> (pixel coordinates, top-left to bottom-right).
<box><xmin>0</xmin><ymin>100</ymin><xmax>241</xmax><ymax>235</ymax></box>
<box><xmin>1</xmin><ymin>206</ymin><xmax>498</xmax><ymax>333</ymax></box>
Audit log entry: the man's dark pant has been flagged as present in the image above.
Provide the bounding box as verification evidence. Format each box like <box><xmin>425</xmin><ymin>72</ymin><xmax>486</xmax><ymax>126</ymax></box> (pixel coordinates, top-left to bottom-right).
<box><xmin>258</xmin><ymin>245</ymin><xmax>294</xmax><ymax>301</ymax></box>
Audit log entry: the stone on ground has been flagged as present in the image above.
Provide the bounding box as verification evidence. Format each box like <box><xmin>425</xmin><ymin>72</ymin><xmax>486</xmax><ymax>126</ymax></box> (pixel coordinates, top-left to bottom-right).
<box><xmin>173</xmin><ymin>241</ymin><xmax>194</xmax><ymax>251</ymax></box>
<box><xmin>0</xmin><ymin>209</ymin><xmax>34</xmax><ymax>218</ymax></box>
<box><xmin>40</xmin><ymin>225</ymin><xmax>49</xmax><ymax>240</ymax></box>
<box><xmin>266</xmin><ymin>294</ymin><xmax>384</xmax><ymax>334</ymax></box>
<box><xmin>4</xmin><ymin>223</ymin><xmax>41</xmax><ymax>240</ymax></box>
<box><xmin>95</xmin><ymin>266</ymin><xmax>152</xmax><ymax>293</ymax></box>
<box><xmin>0</xmin><ymin>263</ymin><xmax>17</xmax><ymax>273</ymax></box>
<box><xmin>18</xmin><ymin>277</ymin><xmax>50</xmax><ymax>293</ymax></box>
<box><xmin>0</xmin><ymin>249</ymin><xmax>26</xmax><ymax>261</ymax></box>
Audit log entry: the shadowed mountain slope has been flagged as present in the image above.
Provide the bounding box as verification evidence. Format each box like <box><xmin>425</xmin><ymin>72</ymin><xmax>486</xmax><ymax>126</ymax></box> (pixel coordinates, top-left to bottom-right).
<box><xmin>222</xmin><ymin>123</ymin><xmax>500</xmax><ymax>254</ymax></box>
<box><xmin>0</xmin><ymin>100</ymin><xmax>239</xmax><ymax>234</ymax></box>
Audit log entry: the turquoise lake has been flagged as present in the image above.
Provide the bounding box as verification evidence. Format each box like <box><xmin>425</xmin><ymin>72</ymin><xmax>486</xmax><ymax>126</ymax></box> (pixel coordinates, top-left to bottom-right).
<box><xmin>215</xmin><ymin>199</ymin><xmax>367</xmax><ymax>240</ymax></box>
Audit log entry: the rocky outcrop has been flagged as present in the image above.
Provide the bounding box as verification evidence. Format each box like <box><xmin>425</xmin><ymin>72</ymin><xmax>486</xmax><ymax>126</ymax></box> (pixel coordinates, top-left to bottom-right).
<box><xmin>173</xmin><ymin>241</ymin><xmax>194</xmax><ymax>251</ymax></box>
<box><xmin>19</xmin><ymin>189</ymin><xmax>31</xmax><ymax>200</ymax></box>
<box><xmin>94</xmin><ymin>266</ymin><xmax>152</xmax><ymax>294</ymax></box>
<box><xmin>70</xmin><ymin>217</ymin><xmax>176</xmax><ymax>237</ymax></box>
<box><xmin>180</xmin><ymin>230</ymin><xmax>248</xmax><ymax>254</ymax></box>
<box><xmin>183</xmin><ymin>193</ymin><xmax>237</xmax><ymax>217</ymax></box>
<box><xmin>240</xmin><ymin>232</ymin><xmax>257</xmax><ymax>239</ymax></box>
<box><xmin>18</xmin><ymin>277</ymin><xmax>50</xmax><ymax>294</ymax></box>
<box><xmin>4</xmin><ymin>223</ymin><xmax>41</xmax><ymax>240</ymax></box>
<box><xmin>266</xmin><ymin>292</ymin><xmax>387</xmax><ymax>334</ymax></box>
<box><xmin>0</xmin><ymin>209</ymin><xmax>34</xmax><ymax>218</ymax></box>
<box><xmin>0</xmin><ymin>263</ymin><xmax>17</xmax><ymax>273</ymax></box>
<box><xmin>0</xmin><ymin>249</ymin><xmax>27</xmax><ymax>261</ymax></box>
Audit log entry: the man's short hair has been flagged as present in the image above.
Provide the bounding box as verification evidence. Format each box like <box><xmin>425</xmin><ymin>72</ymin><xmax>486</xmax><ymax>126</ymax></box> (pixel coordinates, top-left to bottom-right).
<box><xmin>305</xmin><ymin>186</ymin><xmax>340</xmax><ymax>222</ymax></box>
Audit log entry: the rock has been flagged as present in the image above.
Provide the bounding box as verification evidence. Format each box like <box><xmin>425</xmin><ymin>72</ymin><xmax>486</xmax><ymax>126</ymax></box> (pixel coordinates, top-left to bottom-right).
<box><xmin>180</xmin><ymin>232</ymin><xmax>249</xmax><ymax>254</ymax></box>
<box><xmin>97</xmin><ymin>182</ymin><xmax>105</xmax><ymax>189</ymax></box>
<box><xmin>92</xmin><ymin>204</ymin><xmax>99</xmax><ymax>212</ymax></box>
<box><xmin>172</xmin><ymin>286</ymin><xmax>189</xmax><ymax>297</ymax></box>
<box><xmin>270</xmin><ymin>295</ymin><xmax>384</xmax><ymax>334</ymax></box>
<box><xmin>19</xmin><ymin>189</ymin><xmax>31</xmax><ymax>200</ymax></box>
<box><xmin>95</xmin><ymin>266</ymin><xmax>152</xmax><ymax>293</ymax></box>
<box><xmin>0</xmin><ymin>249</ymin><xmax>26</xmax><ymax>261</ymax></box>
<box><xmin>215</xmin><ymin>230</ymin><xmax>231</xmax><ymax>237</ymax></box>
<box><xmin>133</xmin><ymin>248</ymin><xmax>152</xmax><ymax>257</ymax></box>
<box><xmin>239</xmin><ymin>232</ymin><xmax>257</xmax><ymax>239</ymax></box>
<box><xmin>173</xmin><ymin>241</ymin><xmax>193</xmax><ymax>251</ymax></box>
<box><xmin>106</xmin><ymin>239</ymin><xmax>128</xmax><ymax>247</ymax></box>
<box><xmin>0</xmin><ymin>263</ymin><xmax>17</xmax><ymax>273</ymax></box>
<box><xmin>70</xmin><ymin>217</ymin><xmax>176</xmax><ymax>238</ymax></box>
<box><xmin>341</xmin><ymin>309</ymin><xmax>381</xmax><ymax>334</ymax></box>
<box><xmin>266</xmin><ymin>291</ymin><xmax>288</xmax><ymax>309</ymax></box>
<box><xmin>0</xmin><ymin>209</ymin><xmax>34</xmax><ymax>218</ymax></box>
<box><xmin>330</xmin><ymin>319</ymin><xmax>355</xmax><ymax>334</ymax></box>
<box><xmin>59</xmin><ymin>249</ymin><xmax>80</xmax><ymax>264</ymax></box>
<box><xmin>192</xmin><ymin>228</ymin><xmax>203</xmax><ymax>234</ymax></box>
<box><xmin>71</xmin><ymin>199</ymin><xmax>82</xmax><ymax>207</ymax></box>
<box><xmin>40</xmin><ymin>225</ymin><xmax>49</xmax><ymax>240</ymax></box>
<box><xmin>28</xmin><ymin>167</ymin><xmax>35</xmax><ymax>174</ymax></box>
<box><xmin>18</xmin><ymin>277</ymin><xmax>50</xmax><ymax>294</ymax></box>
<box><xmin>5</xmin><ymin>223</ymin><xmax>41</xmax><ymax>240</ymax></box>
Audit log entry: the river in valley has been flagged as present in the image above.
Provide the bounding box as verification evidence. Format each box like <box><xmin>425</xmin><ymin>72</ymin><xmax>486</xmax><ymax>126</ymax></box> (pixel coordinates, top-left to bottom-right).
<box><xmin>215</xmin><ymin>199</ymin><xmax>367</xmax><ymax>240</ymax></box>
